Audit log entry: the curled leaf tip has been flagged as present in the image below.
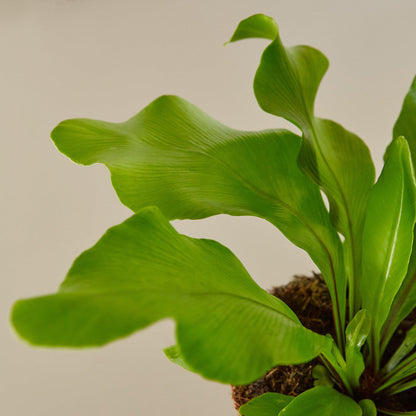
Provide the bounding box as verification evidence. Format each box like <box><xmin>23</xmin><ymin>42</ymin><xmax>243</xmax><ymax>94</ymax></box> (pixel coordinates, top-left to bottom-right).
<box><xmin>226</xmin><ymin>14</ymin><xmax>278</xmax><ymax>45</ymax></box>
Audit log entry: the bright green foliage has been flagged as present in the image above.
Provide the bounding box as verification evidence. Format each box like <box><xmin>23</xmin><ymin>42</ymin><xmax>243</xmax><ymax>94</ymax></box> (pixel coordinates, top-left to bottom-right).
<box><xmin>361</xmin><ymin>137</ymin><xmax>416</xmax><ymax>367</ymax></box>
<box><xmin>225</xmin><ymin>14</ymin><xmax>278</xmax><ymax>44</ymax></box>
<box><xmin>228</xmin><ymin>14</ymin><xmax>327</xmax><ymax>128</ymax></box>
<box><xmin>383</xmin><ymin>243</ymin><xmax>416</xmax><ymax>353</ymax></box>
<box><xmin>344</xmin><ymin>310</ymin><xmax>370</xmax><ymax>388</ymax></box>
<box><xmin>51</xmin><ymin>98</ymin><xmax>344</xmax><ymax>305</ymax></box>
<box><xmin>227</xmin><ymin>14</ymin><xmax>375</xmax><ymax>322</ymax></box>
<box><xmin>359</xmin><ymin>399</ymin><xmax>377</xmax><ymax>416</ymax></box>
<box><xmin>12</xmin><ymin>207</ymin><xmax>329</xmax><ymax>384</ymax></box>
<box><xmin>238</xmin><ymin>393</ymin><xmax>293</xmax><ymax>416</ymax></box>
<box><xmin>382</xmin><ymin>77</ymin><xmax>416</xmax><ymax>354</ymax></box>
<box><xmin>11</xmin><ymin>12</ymin><xmax>416</xmax><ymax>416</ymax></box>
<box><xmin>279</xmin><ymin>387</ymin><xmax>362</xmax><ymax>416</ymax></box>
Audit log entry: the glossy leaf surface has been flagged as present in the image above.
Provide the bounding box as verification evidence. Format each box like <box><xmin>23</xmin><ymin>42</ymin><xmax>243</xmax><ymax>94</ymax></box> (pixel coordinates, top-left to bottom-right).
<box><xmin>51</xmin><ymin>94</ymin><xmax>344</xmax><ymax>334</ymax></box>
<box><xmin>279</xmin><ymin>386</ymin><xmax>362</xmax><ymax>416</ymax></box>
<box><xmin>228</xmin><ymin>14</ymin><xmax>327</xmax><ymax>128</ymax></box>
<box><xmin>228</xmin><ymin>13</ymin><xmax>375</xmax><ymax>319</ymax></box>
<box><xmin>382</xmin><ymin>242</ymin><xmax>416</xmax><ymax>352</ymax></box>
<box><xmin>345</xmin><ymin>310</ymin><xmax>370</xmax><ymax>388</ymax></box>
<box><xmin>238</xmin><ymin>392</ymin><xmax>293</xmax><ymax>416</ymax></box>
<box><xmin>12</xmin><ymin>207</ymin><xmax>329</xmax><ymax>385</ymax></box>
<box><xmin>382</xmin><ymin>76</ymin><xmax>416</xmax><ymax>350</ymax></box>
<box><xmin>361</xmin><ymin>138</ymin><xmax>416</xmax><ymax>353</ymax></box>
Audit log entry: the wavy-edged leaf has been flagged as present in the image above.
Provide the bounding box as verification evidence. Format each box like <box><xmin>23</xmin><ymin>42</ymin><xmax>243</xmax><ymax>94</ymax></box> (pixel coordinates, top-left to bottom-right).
<box><xmin>228</xmin><ymin>14</ymin><xmax>327</xmax><ymax>128</ymax></box>
<box><xmin>11</xmin><ymin>207</ymin><xmax>329</xmax><ymax>385</ymax></box>
<box><xmin>361</xmin><ymin>137</ymin><xmax>416</xmax><ymax>365</ymax></box>
<box><xmin>226</xmin><ymin>14</ymin><xmax>278</xmax><ymax>43</ymax></box>
<box><xmin>51</xmin><ymin>95</ymin><xmax>345</xmax><ymax>341</ymax></box>
<box><xmin>238</xmin><ymin>392</ymin><xmax>293</xmax><ymax>416</ymax></box>
<box><xmin>227</xmin><ymin>13</ymin><xmax>375</xmax><ymax>319</ymax></box>
<box><xmin>279</xmin><ymin>386</ymin><xmax>362</xmax><ymax>416</ymax></box>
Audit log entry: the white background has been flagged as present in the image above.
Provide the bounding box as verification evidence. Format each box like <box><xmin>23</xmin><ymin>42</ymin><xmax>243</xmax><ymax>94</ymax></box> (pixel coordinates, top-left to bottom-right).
<box><xmin>2</xmin><ymin>0</ymin><xmax>416</xmax><ymax>414</ymax></box>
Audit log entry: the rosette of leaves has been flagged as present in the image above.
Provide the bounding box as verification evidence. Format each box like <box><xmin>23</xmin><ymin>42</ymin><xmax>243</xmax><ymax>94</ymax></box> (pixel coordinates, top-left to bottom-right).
<box><xmin>11</xmin><ymin>13</ymin><xmax>416</xmax><ymax>416</ymax></box>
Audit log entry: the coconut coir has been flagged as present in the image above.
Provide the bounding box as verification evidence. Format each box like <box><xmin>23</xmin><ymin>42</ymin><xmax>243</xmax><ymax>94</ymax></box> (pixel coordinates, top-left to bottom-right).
<box><xmin>231</xmin><ymin>274</ymin><xmax>416</xmax><ymax>413</ymax></box>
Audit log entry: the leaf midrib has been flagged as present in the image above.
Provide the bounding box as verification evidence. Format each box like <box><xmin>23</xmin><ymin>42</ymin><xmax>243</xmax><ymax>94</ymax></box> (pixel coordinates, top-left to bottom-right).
<box><xmin>97</xmin><ymin>125</ymin><xmax>339</xmax><ymax>327</ymax></box>
<box><xmin>109</xmin><ymin>131</ymin><xmax>340</xmax><ymax>288</ymax></box>
<box><xmin>196</xmin><ymin>144</ymin><xmax>341</xmax><ymax>321</ymax></box>
<box><xmin>58</xmin><ymin>287</ymin><xmax>300</xmax><ymax>324</ymax></box>
<box><xmin>375</xmin><ymin>169</ymin><xmax>405</xmax><ymax>323</ymax></box>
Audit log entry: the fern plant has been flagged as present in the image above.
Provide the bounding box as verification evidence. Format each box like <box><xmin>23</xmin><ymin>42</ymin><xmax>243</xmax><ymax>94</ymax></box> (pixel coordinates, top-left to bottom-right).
<box><xmin>11</xmin><ymin>14</ymin><xmax>416</xmax><ymax>415</ymax></box>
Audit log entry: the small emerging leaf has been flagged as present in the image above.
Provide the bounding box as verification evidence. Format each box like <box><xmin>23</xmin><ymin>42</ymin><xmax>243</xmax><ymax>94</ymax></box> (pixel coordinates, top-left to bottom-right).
<box><xmin>312</xmin><ymin>364</ymin><xmax>334</xmax><ymax>387</ymax></box>
<box><xmin>359</xmin><ymin>399</ymin><xmax>377</xmax><ymax>416</ymax></box>
<box><xmin>345</xmin><ymin>310</ymin><xmax>370</xmax><ymax>388</ymax></box>
<box><xmin>346</xmin><ymin>310</ymin><xmax>370</xmax><ymax>349</ymax></box>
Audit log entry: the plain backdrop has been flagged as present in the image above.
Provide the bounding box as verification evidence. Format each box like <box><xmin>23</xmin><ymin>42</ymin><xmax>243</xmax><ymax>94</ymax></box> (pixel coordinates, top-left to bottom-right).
<box><xmin>2</xmin><ymin>0</ymin><xmax>416</xmax><ymax>415</ymax></box>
